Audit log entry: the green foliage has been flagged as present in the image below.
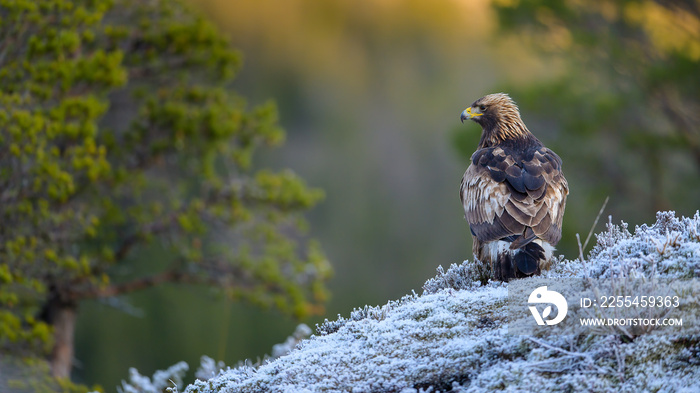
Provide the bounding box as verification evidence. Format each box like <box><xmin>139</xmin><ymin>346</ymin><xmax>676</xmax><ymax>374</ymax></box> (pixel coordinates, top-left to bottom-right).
<box><xmin>1</xmin><ymin>356</ymin><xmax>103</xmax><ymax>393</ymax></box>
<box><xmin>454</xmin><ymin>0</ymin><xmax>700</xmax><ymax>254</ymax></box>
<box><xmin>0</xmin><ymin>0</ymin><xmax>331</xmax><ymax>385</ymax></box>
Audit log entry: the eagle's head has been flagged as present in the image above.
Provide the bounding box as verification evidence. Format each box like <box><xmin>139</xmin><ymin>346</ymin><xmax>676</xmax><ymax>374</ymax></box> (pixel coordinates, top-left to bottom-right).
<box><xmin>460</xmin><ymin>93</ymin><xmax>534</xmax><ymax>147</ymax></box>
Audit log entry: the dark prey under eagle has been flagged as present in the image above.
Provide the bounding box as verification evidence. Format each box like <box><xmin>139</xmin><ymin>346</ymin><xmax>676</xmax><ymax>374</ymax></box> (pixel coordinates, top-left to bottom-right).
<box><xmin>460</xmin><ymin>93</ymin><xmax>568</xmax><ymax>281</ymax></box>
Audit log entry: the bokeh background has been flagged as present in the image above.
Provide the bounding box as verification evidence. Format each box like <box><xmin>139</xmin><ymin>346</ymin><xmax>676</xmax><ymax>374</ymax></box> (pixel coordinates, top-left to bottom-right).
<box><xmin>72</xmin><ymin>0</ymin><xmax>700</xmax><ymax>389</ymax></box>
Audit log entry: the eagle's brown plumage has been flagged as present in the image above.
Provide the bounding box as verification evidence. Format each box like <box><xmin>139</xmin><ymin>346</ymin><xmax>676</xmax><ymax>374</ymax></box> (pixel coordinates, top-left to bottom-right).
<box><xmin>459</xmin><ymin>93</ymin><xmax>568</xmax><ymax>281</ymax></box>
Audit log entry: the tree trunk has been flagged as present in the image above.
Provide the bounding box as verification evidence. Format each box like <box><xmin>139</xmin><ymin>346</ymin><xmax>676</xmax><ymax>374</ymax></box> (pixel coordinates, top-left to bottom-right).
<box><xmin>51</xmin><ymin>304</ymin><xmax>77</xmax><ymax>378</ymax></box>
<box><xmin>39</xmin><ymin>287</ymin><xmax>78</xmax><ymax>379</ymax></box>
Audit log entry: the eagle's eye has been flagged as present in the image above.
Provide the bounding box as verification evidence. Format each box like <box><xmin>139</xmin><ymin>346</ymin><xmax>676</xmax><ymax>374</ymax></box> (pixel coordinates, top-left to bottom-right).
<box><xmin>479</xmin><ymin>105</ymin><xmax>486</xmax><ymax>112</ymax></box>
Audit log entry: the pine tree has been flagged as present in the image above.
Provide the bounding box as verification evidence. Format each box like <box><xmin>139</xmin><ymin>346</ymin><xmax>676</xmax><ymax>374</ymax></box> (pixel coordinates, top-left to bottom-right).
<box><xmin>0</xmin><ymin>0</ymin><xmax>331</xmax><ymax>386</ymax></box>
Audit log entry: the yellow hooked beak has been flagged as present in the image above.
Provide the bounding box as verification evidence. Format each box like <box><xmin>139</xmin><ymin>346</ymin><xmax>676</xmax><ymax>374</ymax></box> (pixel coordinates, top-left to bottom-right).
<box><xmin>460</xmin><ymin>107</ymin><xmax>483</xmax><ymax>123</ymax></box>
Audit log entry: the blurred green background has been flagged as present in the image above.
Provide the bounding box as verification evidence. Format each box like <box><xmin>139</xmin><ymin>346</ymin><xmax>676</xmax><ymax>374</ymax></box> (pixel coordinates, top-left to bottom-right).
<box><xmin>71</xmin><ymin>0</ymin><xmax>700</xmax><ymax>389</ymax></box>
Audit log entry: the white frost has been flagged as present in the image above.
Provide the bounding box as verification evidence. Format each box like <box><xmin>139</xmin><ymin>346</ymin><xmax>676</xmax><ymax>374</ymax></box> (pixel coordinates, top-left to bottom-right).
<box><xmin>180</xmin><ymin>211</ymin><xmax>700</xmax><ymax>393</ymax></box>
<box><xmin>118</xmin><ymin>362</ymin><xmax>188</xmax><ymax>393</ymax></box>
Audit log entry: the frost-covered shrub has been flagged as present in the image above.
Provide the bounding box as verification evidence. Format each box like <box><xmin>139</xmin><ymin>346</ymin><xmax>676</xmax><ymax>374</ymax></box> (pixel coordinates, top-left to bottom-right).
<box><xmin>195</xmin><ymin>356</ymin><xmax>228</xmax><ymax>381</ymax></box>
<box><xmin>174</xmin><ymin>211</ymin><xmax>699</xmax><ymax>392</ymax></box>
<box><xmin>421</xmin><ymin>261</ymin><xmax>492</xmax><ymax>294</ymax></box>
<box><xmin>271</xmin><ymin>324</ymin><xmax>312</xmax><ymax>358</ymax></box>
<box><xmin>117</xmin><ymin>362</ymin><xmax>188</xmax><ymax>393</ymax></box>
<box><xmin>315</xmin><ymin>293</ymin><xmax>420</xmax><ymax>336</ymax></box>
<box><xmin>587</xmin><ymin>211</ymin><xmax>700</xmax><ymax>279</ymax></box>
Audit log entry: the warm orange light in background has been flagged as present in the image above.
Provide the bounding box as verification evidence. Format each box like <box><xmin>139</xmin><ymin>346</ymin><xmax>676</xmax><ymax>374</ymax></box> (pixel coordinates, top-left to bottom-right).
<box><xmin>624</xmin><ymin>1</ymin><xmax>700</xmax><ymax>60</ymax></box>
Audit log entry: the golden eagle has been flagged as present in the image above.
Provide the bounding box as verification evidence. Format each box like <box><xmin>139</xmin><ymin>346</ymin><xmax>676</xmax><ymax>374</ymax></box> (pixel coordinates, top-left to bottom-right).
<box><xmin>459</xmin><ymin>93</ymin><xmax>568</xmax><ymax>281</ymax></box>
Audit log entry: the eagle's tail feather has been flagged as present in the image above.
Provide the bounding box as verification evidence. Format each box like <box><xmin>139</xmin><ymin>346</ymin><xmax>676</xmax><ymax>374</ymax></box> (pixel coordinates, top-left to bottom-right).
<box><xmin>492</xmin><ymin>241</ymin><xmax>546</xmax><ymax>281</ymax></box>
<box><xmin>509</xmin><ymin>227</ymin><xmax>537</xmax><ymax>250</ymax></box>
<box><xmin>514</xmin><ymin>242</ymin><xmax>545</xmax><ymax>275</ymax></box>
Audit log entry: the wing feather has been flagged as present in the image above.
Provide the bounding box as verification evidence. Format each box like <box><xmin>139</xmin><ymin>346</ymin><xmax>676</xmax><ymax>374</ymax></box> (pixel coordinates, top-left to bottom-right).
<box><xmin>461</xmin><ymin>164</ymin><xmax>511</xmax><ymax>242</ymax></box>
<box><xmin>461</xmin><ymin>145</ymin><xmax>568</xmax><ymax>246</ymax></box>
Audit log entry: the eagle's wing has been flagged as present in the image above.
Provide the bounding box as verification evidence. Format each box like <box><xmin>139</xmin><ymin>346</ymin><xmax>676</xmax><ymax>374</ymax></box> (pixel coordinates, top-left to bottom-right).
<box><xmin>460</xmin><ymin>145</ymin><xmax>568</xmax><ymax>246</ymax></box>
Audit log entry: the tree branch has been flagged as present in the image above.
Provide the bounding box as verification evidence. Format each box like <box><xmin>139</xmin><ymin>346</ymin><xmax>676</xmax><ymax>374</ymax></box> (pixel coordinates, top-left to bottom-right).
<box><xmin>113</xmin><ymin>214</ymin><xmax>178</xmax><ymax>261</ymax></box>
<box><xmin>86</xmin><ymin>270</ymin><xmax>184</xmax><ymax>299</ymax></box>
<box><xmin>71</xmin><ymin>259</ymin><xmax>253</xmax><ymax>301</ymax></box>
